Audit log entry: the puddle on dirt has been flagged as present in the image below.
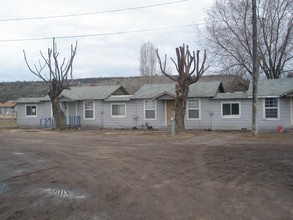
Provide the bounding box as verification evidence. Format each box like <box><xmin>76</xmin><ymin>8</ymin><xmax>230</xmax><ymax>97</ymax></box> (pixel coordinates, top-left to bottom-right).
<box><xmin>14</xmin><ymin>170</ymin><xmax>25</xmax><ymax>173</ymax></box>
<box><xmin>42</xmin><ymin>188</ymin><xmax>87</xmax><ymax>199</ymax></box>
<box><xmin>13</xmin><ymin>152</ymin><xmax>24</xmax><ymax>155</ymax></box>
<box><xmin>0</xmin><ymin>182</ymin><xmax>10</xmax><ymax>194</ymax></box>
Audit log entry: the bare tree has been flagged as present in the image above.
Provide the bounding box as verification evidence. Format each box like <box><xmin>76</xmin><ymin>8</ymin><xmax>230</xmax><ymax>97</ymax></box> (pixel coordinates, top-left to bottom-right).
<box><xmin>156</xmin><ymin>45</ymin><xmax>208</xmax><ymax>130</ymax></box>
<box><xmin>139</xmin><ymin>42</ymin><xmax>158</xmax><ymax>81</ymax></box>
<box><xmin>23</xmin><ymin>38</ymin><xmax>78</xmax><ymax>130</ymax></box>
<box><xmin>252</xmin><ymin>0</ymin><xmax>260</xmax><ymax>135</ymax></box>
<box><xmin>204</xmin><ymin>0</ymin><xmax>293</xmax><ymax>79</ymax></box>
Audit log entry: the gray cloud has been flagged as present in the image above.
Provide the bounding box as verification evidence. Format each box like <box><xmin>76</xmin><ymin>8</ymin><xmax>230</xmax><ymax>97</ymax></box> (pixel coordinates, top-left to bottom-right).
<box><xmin>0</xmin><ymin>0</ymin><xmax>214</xmax><ymax>82</ymax></box>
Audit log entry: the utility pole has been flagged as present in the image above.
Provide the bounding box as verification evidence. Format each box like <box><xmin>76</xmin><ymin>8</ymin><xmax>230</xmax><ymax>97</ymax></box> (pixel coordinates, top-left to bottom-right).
<box><xmin>252</xmin><ymin>0</ymin><xmax>259</xmax><ymax>135</ymax></box>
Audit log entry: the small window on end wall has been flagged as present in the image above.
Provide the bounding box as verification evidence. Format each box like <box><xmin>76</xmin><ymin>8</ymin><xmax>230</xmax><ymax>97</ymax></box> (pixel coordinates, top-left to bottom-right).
<box><xmin>26</xmin><ymin>105</ymin><xmax>37</xmax><ymax>117</ymax></box>
<box><xmin>221</xmin><ymin>102</ymin><xmax>240</xmax><ymax>118</ymax></box>
<box><xmin>264</xmin><ymin>98</ymin><xmax>279</xmax><ymax>119</ymax></box>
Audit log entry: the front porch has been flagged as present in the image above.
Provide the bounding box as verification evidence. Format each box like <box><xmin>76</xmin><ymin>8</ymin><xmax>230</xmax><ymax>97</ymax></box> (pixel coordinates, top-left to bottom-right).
<box><xmin>40</xmin><ymin>116</ymin><xmax>81</xmax><ymax>129</ymax></box>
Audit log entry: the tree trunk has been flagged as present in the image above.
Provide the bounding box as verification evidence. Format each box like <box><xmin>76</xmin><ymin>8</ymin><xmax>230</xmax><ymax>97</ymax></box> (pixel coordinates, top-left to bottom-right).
<box><xmin>156</xmin><ymin>45</ymin><xmax>208</xmax><ymax>132</ymax></box>
<box><xmin>175</xmin><ymin>82</ymin><xmax>189</xmax><ymax>130</ymax></box>
<box><xmin>51</xmin><ymin>96</ymin><xmax>66</xmax><ymax>130</ymax></box>
<box><xmin>252</xmin><ymin>0</ymin><xmax>259</xmax><ymax>135</ymax></box>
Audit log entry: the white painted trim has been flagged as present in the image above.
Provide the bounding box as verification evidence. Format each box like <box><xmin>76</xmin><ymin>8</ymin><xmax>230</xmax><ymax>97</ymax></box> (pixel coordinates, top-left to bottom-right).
<box><xmin>247</xmin><ymin>95</ymin><xmax>280</xmax><ymax>98</ymax></box>
<box><xmin>291</xmin><ymin>98</ymin><xmax>293</xmax><ymax>126</ymax></box>
<box><xmin>111</xmin><ymin>103</ymin><xmax>126</xmax><ymax>118</ymax></box>
<box><xmin>25</xmin><ymin>104</ymin><xmax>37</xmax><ymax>118</ymax></box>
<box><xmin>50</xmin><ymin>103</ymin><xmax>53</xmax><ymax>117</ymax></box>
<box><xmin>262</xmin><ymin>98</ymin><xmax>280</xmax><ymax>120</ymax></box>
<box><xmin>186</xmin><ymin>98</ymin><xmax>201</xmax><ymax>120</ymax></box>
<box><xmin>144</xmin><ymin>99</ymin><xmax>157</xmax><ymax>120</ymax></box>
<box><xmin>164</xmin><ymin>101</ymin><xmax>167</xmax><ymax>126</ymax></box>
<box><xmin>221</xmin><ymin>101</ymin><xmax>241</xmax><ymax>119</ymax></box>
<box><xmin>83</xmin><ymin>100</ymin><xmax>95</xmax><ymax>120</ymax></box>
<box><xmin>66</xmin><ymin>102</ymin><xmax>69</xmax><ymax>124</ymax></box>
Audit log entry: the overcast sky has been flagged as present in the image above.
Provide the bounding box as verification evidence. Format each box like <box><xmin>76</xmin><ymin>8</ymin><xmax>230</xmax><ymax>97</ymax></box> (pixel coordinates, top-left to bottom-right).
<box><xmin>0</xmin><ymin>0</ymin><xmax>214</xmax><ymax>82</ymax></box>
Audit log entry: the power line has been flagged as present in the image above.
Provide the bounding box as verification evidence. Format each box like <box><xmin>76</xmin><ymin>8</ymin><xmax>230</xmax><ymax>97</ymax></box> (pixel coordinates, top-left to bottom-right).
<box><xmin>0</xmin><ymin>0</ymin><xmax>188</xmax><ymax>22</ymax></box>
<box><xmin>0</xmin><ymin>24</ymin><xmax>197</xmax><ymax>43</ymax></box>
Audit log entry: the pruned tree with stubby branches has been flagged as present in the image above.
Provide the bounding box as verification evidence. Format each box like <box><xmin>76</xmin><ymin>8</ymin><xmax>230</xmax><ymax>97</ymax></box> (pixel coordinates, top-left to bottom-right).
<box><xmin>23</xmin><ymin>38</ymin><xmax>78</xmax><ymax>130</ymax></box>
<box><xmin>156</xmin><ymin>44</ymin><xmax>208</xmax><ymax>130</ymax></box>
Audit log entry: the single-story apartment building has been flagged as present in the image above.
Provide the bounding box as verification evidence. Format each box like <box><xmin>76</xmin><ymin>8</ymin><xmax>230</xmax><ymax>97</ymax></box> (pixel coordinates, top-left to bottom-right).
<box><xmin>15</xmin><ymin>78</ymin><xmax>293</xmax><ymax>132</ymax></box>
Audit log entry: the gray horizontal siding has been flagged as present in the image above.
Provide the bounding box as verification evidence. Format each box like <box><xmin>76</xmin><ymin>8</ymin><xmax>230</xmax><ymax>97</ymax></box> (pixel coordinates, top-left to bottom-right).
<box><xmin>257</xmin><ymin>97</ymin><xmax>291</xmax><ymax>131</ymax></box>
<box><xmin>101</xmin><ymin>101</ymin><xmax>138</xmax><ymax>129</ymax></box>
<box><xmin>16</xmin><ymin>97</ymin><xmax>292</xmax><ymax>131</ymax></box>
<box><xmin>185</xmin><ymin>98</ymin><xmax>210</xmax><ymax>130</ymax></box>
<box><xmin>209</xmin><ymin>99</ymin><xmax>251</xmax><ymax>130</ymax></box>
<box><xmin>78</xmin><ymin>100</ymin><xmax>102</xmax><ymax>128</ymax></box>
<box><xmin>16</xmin><ymin>102</ymin><xmax>51</xmax><ymax>128</ymax></box>
<box><xmin>184</xmin><ymin>98</ymin><xmax>252</xmax><ymax>130</ymax></box>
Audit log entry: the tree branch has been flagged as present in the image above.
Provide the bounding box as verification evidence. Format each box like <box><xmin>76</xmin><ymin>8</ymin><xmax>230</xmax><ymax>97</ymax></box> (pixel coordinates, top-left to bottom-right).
<box><xmin>155</xmin><ymin>49</ymin><xmax>177</xmax><ymax>81</ymax></box>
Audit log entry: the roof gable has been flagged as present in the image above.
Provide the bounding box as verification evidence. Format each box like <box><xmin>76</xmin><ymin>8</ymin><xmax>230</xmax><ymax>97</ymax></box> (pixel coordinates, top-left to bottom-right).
<box><xmin>188</xmin><ymin>81</ymin><xmax>223</xmax><ymax>97</ymax></box>
<box><xmin>132</xmin><ymin>83</ymin><xmax>176</xmax><ymax>99</ymax></box>
<box><xmin>281</xmin><ymin>89</ymin><xmax>293</xmax><ymax>97</ymax></box>
<box><xmin>60</xmin><ymin>85</ymin><xmax>128</xmax><ymax>101</ymax></box>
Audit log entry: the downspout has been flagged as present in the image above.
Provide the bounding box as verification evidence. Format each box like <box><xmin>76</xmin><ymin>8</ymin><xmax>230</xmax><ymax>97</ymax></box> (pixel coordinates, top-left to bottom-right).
<box><xmin>101</xmin><ymin>101</ymin><xmax>104</xmax><ymax>129</ymax></box>
<box><xmin>66</xmin><ymin>102</ymin><xmax>69</xmax><ymax>125</ymax></box>
<box><xmin>209</xmin><ymin>98</ymin><xmax>213</xmax><ymax>131</ymax></box>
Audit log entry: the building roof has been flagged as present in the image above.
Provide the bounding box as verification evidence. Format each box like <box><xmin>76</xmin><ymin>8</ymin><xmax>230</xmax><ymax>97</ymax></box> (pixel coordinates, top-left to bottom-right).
<box><xmin>15</xmin><ymin>97</ymin><xmax>47</xmax><ymax>104</ymax></box>
<box><xmin>60</xmin><ymin>85</ymin><xmax>128</xmax><ymax>101</ymax></box>
<box><xmin>132</xmin><ymin>83</ymin><xmax>176</xmax><ymax>99</ymax></box>
<box><xmin>132</xmin><ymin>81</ymin><xmax>223</xmax><ymax>99</ymax></box>
<box><xmin>247</xmin><ymin>78</ymin><xmax>293</xmax><ymax>97</ymax></box>
<box><xmin>188</xmin><ymin>81</ymin><xmax>224</xmax><ymax>97</ymax></box>
<box><xmin>198</xmin><ymin>74</ymin><xmax>249</xmax><ymax>92</ymax></box>
<box><xmin>213</xmin><ymin>92</ymin><xmax>247</xmax><ymax>100</ymax></box>
<box><xmin>0</xmin><ymin>100</ymin><xmax>16</xmax><ymax>107</ymax></box>
<box><xmin>105</xmin><ymin>95</ymin><xmax>133</xmax><ymax>102</ymax></box>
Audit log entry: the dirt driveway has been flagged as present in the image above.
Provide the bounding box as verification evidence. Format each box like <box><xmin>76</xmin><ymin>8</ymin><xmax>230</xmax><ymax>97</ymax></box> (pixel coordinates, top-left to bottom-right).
<box><xmin>0</xmin><ymin>129</ymin><xmax>292</xmax><ymax>220</ymax></box>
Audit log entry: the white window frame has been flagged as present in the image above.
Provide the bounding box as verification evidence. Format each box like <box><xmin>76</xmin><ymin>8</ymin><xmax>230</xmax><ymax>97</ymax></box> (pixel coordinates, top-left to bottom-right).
<box><xmin>111</xmin><ymin>103</ymin><xmax>126</xmax><ymax>118</ymax></box>
<box><xmin>186</xmin><ymin>98</ymin><xmax>201</xmax><ymax>120</ymax></box>
<box><xmin>83</xmin><ymin>100</ymin><xmax>95</xmax><ymax>120</ymax></box>
<box><xmin>25</xmin><ymin>105</ymin><xmax>37</xmax><ymax>117</ymax></box>
<box><xmin>144</xmin><ymin>100</ymin><xmax>157</xmax><ymax>120</ymax></box>
<box><xmin>263</xmin><ymin>97</ymin><xmax>280</xmax><ymax>120</ymax></box>
<box><xmin>221</xmin><ymin>102</ymin><xmax>241</xmax><ymax>119</ymax></box>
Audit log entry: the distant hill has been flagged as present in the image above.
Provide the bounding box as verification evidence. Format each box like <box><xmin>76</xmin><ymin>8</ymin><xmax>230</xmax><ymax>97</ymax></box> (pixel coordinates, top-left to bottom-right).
<box><xmin>0</xmin><ymin>75</ymin><xmax>249</xmax><ymax>103</ymax></box>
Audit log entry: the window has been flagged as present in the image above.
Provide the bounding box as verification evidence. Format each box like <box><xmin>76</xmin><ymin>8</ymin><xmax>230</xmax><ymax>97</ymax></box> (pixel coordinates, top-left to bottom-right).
<box><xmin>264</xmin><ymin>98</ymin><xmax>279</xmax><ymax>119</ymax></box>
<box><xmin>111</xmin><ymin>103</ymin><xmax>126</xmax><ymax>118</ymax></box>
<box><xmin>187</xmin><ymin>99</ymin><xmax>200</xmax><ymax>119</ymax></box>
<box><xmin>26</xmin><ymin>105</ymin><xmax>37</xmax><ymax>117</ymax></box>
<box><xmin>222</xmin><ymin>102</ymin><xmax>240</xmax><ymax>118</ymax></box>
<box><xmin>84</xmin><ymin>101</ymin><xmax>94</xmax><ymax>119</ymax></box>
<box><xmin>144</xmin><ymin>100</ymin><xmax>156</xmax><ymax>119</ymax></box>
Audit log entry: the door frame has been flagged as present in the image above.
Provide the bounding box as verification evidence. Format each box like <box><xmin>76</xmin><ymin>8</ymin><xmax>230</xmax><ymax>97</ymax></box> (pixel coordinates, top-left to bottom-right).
<box><xmin>165</xmin><ymin>100</ymin><xmax>175</xmax><ymax>126</ymax></box>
